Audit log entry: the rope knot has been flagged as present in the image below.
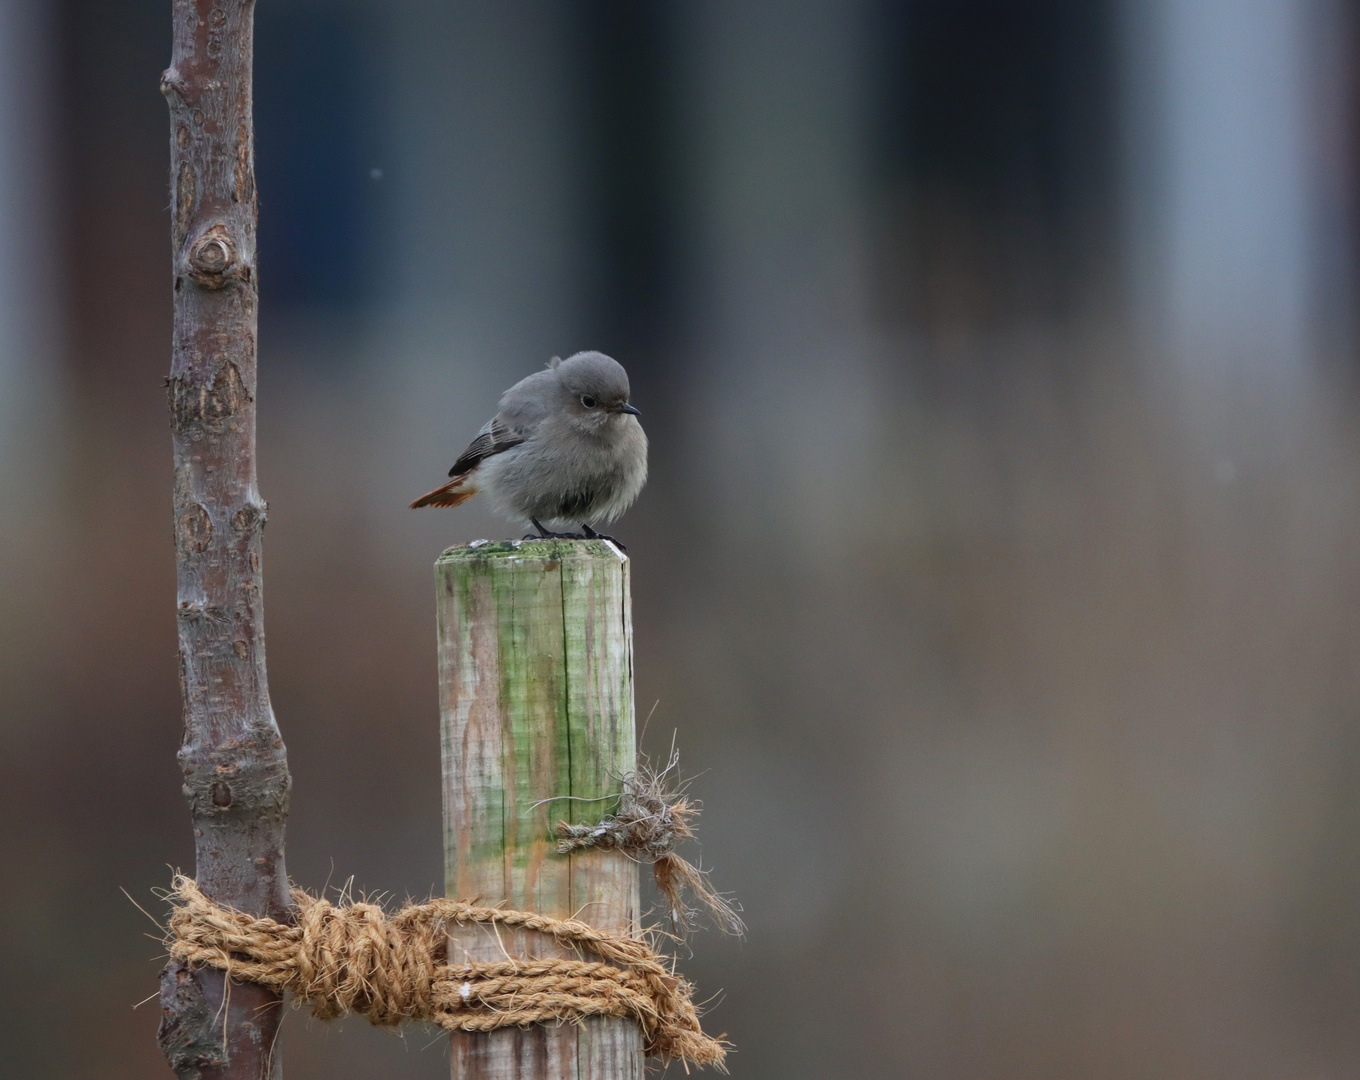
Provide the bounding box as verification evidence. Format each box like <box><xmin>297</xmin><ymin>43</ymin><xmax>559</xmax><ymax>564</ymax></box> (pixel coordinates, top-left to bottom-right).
<box><xmin>554</xmin><ymin>754</ymin><xmax>746</xmax><ymax>937</ymax></box>
<box><xmin>165</xmin><ymin>876</ymin><xmax>728</xmax><ymax>1070</ymax></box>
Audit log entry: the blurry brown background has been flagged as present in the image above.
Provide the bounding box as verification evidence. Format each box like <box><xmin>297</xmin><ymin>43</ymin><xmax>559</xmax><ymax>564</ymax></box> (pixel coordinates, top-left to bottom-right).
<box><xmin>4</xmin><ymin>1</ymin><xmax>1360</xmax><ymax>1077</ymax></box>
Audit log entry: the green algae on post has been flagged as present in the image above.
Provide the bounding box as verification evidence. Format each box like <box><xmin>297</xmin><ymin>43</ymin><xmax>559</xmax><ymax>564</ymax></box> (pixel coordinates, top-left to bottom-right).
<box><xmin>435</xmin><ymin>538</ymin><xmax>641</xmax><ymax>1080</ymax></box>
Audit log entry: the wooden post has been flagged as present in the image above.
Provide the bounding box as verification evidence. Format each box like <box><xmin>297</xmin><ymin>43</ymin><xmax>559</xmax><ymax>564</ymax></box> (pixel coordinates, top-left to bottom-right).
<box><xmin>437</xmin><ymin>538</ymin><xmax>643</xmax><ymax>1080</ymax></box>
<box><xmin>159</xmin><ymin>3</ymin><xmax>291</xmax><ymax>1079</ymax></box>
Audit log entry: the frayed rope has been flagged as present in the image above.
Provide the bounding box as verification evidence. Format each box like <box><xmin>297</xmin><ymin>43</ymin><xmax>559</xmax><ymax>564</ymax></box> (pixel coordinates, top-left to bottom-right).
<box><xmin>166</xmin><ymin>876</ymin><xmax>728</xmax><ymax>1070</ymax></box>
<box><xmin>555</xmin><ymin>753</ymin><xmax>746</xmax><ymax>938</ymax></box>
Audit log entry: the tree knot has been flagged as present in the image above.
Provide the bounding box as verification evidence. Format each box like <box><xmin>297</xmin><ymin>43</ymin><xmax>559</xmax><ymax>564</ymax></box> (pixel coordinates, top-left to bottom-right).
<box><xmin>185</xmin><ymin>225</ymin><xmax>246</xmax><ymax>289</ymax></box>
<box><xmin>160</xmin><ymin>67</ymin><xmax>189</xmax><ymax>100</ymax></box>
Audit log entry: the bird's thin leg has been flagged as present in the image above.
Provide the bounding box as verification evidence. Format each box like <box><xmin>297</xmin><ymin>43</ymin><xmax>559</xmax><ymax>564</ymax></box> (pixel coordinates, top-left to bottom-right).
<box><xmin>580</xmin><ymin>523</ymin><xmax>626</xmax><ymax>551</ymax></box>
<box><xmin>526</xmin><ymin>517</ymin><xmax>586</xmax><ymax>541</ymax></box>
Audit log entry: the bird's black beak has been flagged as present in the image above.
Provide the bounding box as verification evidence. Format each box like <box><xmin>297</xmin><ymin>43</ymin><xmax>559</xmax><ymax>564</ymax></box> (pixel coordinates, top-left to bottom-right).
<box><xmin>618</xmin><ymin>403</ymin><xmax>641</xmax><ymax>416</ymax></box>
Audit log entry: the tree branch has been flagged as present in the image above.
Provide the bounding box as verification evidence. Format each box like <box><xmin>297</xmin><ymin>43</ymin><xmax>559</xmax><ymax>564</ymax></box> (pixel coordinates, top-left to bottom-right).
<box><xmin>158</xmin><ymin>3</ymin><xmax>291</xmax><ymax>1077</ymax></box>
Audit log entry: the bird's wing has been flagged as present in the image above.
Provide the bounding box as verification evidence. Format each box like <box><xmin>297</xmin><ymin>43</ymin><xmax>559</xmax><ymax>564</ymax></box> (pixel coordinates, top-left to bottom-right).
<box><xmin>448</xmin><ymin>414</ymin><xmax>526</xmax><ymax>477</ymax></box>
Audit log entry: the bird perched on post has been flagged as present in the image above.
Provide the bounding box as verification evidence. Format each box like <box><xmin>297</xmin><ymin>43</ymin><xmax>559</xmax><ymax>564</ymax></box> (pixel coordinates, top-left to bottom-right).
<box><xmin>411</xmin><ymin>351</ymin><xmax>647</xmax><ymax>543</ymax></box>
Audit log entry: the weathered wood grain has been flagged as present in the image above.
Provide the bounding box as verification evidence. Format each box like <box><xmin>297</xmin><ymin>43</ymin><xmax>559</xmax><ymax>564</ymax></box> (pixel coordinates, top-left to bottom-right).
<box><xmin>437</xmin><ymin>539</ymin><xmax>642</xmax><ymax>1080</ymax></box>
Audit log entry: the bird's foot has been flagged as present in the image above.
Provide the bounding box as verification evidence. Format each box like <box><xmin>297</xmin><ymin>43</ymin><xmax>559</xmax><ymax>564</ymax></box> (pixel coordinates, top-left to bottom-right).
<box><xmin>528</xmin><ymin>519</ymin><xmax>586</xmax><ymax>541</ymax></box>
<box><xmin>581</xmin><ymin>523</ymin><xmax>626</xmax><ymax>551</ymax></box>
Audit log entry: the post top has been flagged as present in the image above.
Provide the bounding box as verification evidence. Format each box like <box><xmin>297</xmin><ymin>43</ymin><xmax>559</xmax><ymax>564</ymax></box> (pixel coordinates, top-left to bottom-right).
<box><xmin>436</xmin><ymin>537</ymin><xmax>628</xmax><ymax>565</ymax></box>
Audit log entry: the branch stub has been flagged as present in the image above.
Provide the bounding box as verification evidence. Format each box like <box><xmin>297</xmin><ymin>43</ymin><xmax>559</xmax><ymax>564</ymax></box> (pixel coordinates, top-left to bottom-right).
<box><xmin>186</xmin><ymin>225</ymin><xmax>241</xmax><ymax>290</ymax></box>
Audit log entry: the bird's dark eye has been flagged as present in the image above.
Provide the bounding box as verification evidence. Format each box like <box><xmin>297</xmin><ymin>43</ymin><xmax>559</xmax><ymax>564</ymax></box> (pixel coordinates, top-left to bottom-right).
<box><xmin>581</xmin><ymin>395</ymin><xmax>597</xmax><ymax>408</ymax></box>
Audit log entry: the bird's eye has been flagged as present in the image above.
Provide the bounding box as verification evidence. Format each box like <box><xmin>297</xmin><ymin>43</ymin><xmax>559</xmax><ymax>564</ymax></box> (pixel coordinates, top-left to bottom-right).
<box><xmin>581</xmin><ymin>395</ymin><xmax>597</xmax><ymax>408</ymax></box>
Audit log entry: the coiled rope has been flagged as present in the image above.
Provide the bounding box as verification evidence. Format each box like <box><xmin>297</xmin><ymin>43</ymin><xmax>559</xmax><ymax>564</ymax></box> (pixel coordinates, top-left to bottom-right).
<box><xmin>166</xmin><ymin>876</ymin><xmax>727</xmax><ymax>1070</ymax></box>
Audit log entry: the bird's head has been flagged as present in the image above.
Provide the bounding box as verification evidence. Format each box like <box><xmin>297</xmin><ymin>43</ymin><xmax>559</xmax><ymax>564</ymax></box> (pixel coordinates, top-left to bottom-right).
<box><xmin>553</xmin><ymin>351</ymin><xmax>641</xmax><ymax>431</ymax></box>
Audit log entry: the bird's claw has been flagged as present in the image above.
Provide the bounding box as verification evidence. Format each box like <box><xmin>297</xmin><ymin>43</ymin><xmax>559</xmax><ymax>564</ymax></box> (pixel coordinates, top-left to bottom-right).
<box><xmin>528</xmin><ymin>519</ymin><xmax>586</xmax><ymax>541</ymax></box>
<box><xmin>581</xmin><ymin>524</ymin><xmax>626</xmax><ymax>551</ymax></box>
<box><xmin>522</xmin><ymin>520</ymin><xmax>626</xmax><ymax>550</ymax></box>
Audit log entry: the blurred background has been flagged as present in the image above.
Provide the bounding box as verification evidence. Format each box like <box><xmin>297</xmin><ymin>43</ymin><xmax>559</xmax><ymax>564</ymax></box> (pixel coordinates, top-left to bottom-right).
<box><xmin>3</xmin><ymin>0</ymin><xmax>1360</xmax><ymax>1076</ymax></box>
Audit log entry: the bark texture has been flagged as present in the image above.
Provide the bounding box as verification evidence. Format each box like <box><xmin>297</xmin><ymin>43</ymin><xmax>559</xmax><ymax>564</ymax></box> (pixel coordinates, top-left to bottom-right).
<box><xmin>158</xmin><ymin>3</ymin><xmax>292</xmax><ymax>1078</ymax></box>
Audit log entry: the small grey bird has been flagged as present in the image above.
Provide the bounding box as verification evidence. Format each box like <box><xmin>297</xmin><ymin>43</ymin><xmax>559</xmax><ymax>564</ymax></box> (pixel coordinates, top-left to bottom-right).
<box><xmin>410</xmin><ymin>351</ymin><xmax>647</xmax><ymax>542</ymax></box>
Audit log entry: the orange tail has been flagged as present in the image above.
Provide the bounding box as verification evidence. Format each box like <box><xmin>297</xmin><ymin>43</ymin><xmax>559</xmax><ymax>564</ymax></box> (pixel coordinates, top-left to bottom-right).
<box><xmin>410</xmin><ymin>478</ymin><xmax>478</xmax><ymax>509</ymax></box>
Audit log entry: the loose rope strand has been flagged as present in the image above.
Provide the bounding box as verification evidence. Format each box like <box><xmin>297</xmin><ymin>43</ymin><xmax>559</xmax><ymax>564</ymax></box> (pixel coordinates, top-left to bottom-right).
<box><xmin>554</xmin><ymin>753</ymin><xmax>746</xmax><ymax>938</ymax></box>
